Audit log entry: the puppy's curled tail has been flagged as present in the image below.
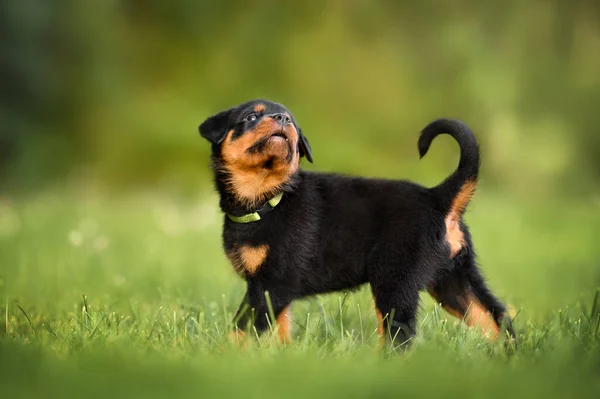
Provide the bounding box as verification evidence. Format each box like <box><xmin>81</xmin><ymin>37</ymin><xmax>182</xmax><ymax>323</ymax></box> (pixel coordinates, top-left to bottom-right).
<box><xmin>418</xmin><ymin>118</ymin><xmax>480</xmax><ymax>215</ymax></box>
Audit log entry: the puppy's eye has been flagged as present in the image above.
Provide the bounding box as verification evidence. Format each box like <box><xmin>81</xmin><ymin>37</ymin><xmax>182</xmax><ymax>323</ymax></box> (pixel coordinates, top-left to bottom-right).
<box><xmin>245</xmin><ymin>113</ymin><xmax>258</xmax><ymax>122</ymax></box>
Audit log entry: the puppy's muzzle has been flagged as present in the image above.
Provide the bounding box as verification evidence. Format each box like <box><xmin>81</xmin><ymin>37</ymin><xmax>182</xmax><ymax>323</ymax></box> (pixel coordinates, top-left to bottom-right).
<box><xmin>269</xmin><ymin>113</ymin><xmax>291</xmax><ymax>126</ymax></box>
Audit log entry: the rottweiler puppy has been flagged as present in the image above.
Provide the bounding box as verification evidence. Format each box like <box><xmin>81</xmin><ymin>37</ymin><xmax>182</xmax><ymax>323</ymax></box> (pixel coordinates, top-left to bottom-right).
<box><xmin>198</xmin><ymin>99</ymin><xmax>516</xmax><ymax>347</ymax></box>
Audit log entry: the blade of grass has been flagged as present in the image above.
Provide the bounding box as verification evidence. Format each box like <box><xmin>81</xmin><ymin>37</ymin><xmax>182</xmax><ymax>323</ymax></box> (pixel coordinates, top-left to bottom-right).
<box><xmin>357</xmin><ymin>303</ymin><xmax>364</xmax><ymax>345</ymax></box>
<box><xmin>4</xmin><ymin>298</ymin><xmax>8</xmax><ymax>335</ymax></box>
<box><xmin>264</xmin><ymin>291</ymin><xmax>276</xmax><ymax>326</ymax></box>
<box><xmin>17</xmin><ymin>304</ymin><xmax>36</xmax><ymax>335</ymax></box>
<box><xmin>338</xmin><ymin>296</ymin><xmax>344</xmax><ymax>339</ymax></box>
<box><xmin>82</xmin><ymin>294</ymin><xmax>91</xmax><ymax>328</ymax></box>
<box><xmin>303</xmin><ymin>312</ymin><xmax>311</xmax><ymax>346</ymax></box>
<box><xmin>88</xmin><ymin>315</ymin><xmax>108</xmax><ymax>340</ymax></box>
<box><xmin>146</xmin><ymin>306</ymin><xmax>164</xmax><ymax>343</ymax></box>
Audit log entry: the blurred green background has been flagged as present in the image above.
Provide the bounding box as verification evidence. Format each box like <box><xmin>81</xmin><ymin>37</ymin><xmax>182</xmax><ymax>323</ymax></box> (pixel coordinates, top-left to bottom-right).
<box><xmin>3</xmin><ymin>0</ymin><xmax>600</xmax><ymax>196</ymax></box>
<box><xmin>1</xmin><ymin>1</ymin><xmax>600</xmax><ymax>398</ymax></box>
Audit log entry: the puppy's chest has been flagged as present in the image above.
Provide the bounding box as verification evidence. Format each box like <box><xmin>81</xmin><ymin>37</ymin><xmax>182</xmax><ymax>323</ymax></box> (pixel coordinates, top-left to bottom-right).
<box><xmin>225</xmin><ymin>242</ymin><xmax>269</xmax><ymax>277</ymax></box>
<box><xmin>222</xmin><ymin>224</ymin><xmax>280</xmax><ymax>278</ymax></box>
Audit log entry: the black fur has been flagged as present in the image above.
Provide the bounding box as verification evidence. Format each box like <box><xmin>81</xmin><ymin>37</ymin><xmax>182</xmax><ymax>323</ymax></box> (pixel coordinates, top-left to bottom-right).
<box><xmin>198</xmin><ymin>99</ymin><xmax>516</xmax><ymax>348</ymax></box>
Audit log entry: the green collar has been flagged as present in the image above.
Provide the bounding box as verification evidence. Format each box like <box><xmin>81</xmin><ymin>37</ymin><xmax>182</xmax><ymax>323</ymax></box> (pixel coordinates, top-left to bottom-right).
<box><xmin>226</xmin><ymin>192</ymin><xmax>284</xmax><ymax>223</ymax></box>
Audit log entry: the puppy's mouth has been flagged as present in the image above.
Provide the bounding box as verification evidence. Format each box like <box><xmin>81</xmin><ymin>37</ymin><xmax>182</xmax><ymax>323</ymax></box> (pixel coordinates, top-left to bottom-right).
<box><xmin>247</xmin><ymin>130</ymin><xmax>292</xmax><ymax>154</ymax></box>
<box><xmin>270</xmin><ymin>131</ymin><xmax>289</xmax><ymax>142</ymax></box>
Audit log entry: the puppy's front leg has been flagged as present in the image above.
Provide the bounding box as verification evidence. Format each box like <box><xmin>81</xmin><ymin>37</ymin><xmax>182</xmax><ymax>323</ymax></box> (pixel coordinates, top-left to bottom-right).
<box><xmin>230</xmin><ymin>282</ymin><xmax>293</xmax><ymax>344</ymax></box>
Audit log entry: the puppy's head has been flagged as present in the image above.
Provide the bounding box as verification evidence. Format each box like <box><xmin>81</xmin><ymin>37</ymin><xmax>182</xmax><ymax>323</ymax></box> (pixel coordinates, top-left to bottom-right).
<box><xmin>199</xmin><ymin>99</ymin><xmax>312</xmax><ymax>206</ymax></box>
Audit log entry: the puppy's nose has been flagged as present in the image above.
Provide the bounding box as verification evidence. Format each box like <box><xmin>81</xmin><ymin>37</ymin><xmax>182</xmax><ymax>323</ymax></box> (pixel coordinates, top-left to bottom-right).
<box><xmin>271</xmin><ymin>113</ymin><xmax>291</xmax><ymax>125</ymax></box>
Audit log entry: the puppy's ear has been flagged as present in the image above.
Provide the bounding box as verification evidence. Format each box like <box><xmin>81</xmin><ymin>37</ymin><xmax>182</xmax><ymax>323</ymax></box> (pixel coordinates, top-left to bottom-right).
<box><xmin>298</xmin><ymin>128</ymin><xmax>313</xmax><ymax>163</ymax></box>
<box><xmin>199</xmin><ymin>109</ymin><xmax>233</xmax><ymax>145</ymax></box>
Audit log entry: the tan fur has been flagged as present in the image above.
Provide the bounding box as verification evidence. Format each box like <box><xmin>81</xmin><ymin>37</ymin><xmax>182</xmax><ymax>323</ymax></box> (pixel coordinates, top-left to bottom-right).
<box><xmin>375</xmin><ymin>307</ymin><xmax>385</xmax><ymax>347</ymax></box>
<box><xmin>371</xmin><ymin>294</ymin><xmax>386</xmax><ymax>347</ymax></box>
<box><xmin>445</xmin><ymin>218</ymin><xmax>464</xmax><ymax>258</ymax></box>
<box><xmin>276</xmin><ymin>306</ymin><xmax>292</xmax><ymax>343</ymax></box>
<box><xmin>227</xmin><ymin>244</ymin><xmax>269</xmax><ymax>276</ymax></box>
<box><xmin>230</xmin><ymin>307</ymin><xmax>291</xmax><ymax>345</ymax></box>
<box><xmin>228</xmin><ymin>330</ymin><xmax>247</xmax><ymax>349</ymax></box>
<box><xmin>220</xmin><ymin>119</ymin><xmax>299</xmax><ymax>207</ymax></box>
<box><xmin>254</xmin><ymin>103</ymin><xmax>266</xmax><ymax>113</ymax></box>
<box><xmin>428</xmin><ymin>288</ymin><xmax>463</xmax><ymax>320</ymax></box>
<box><xmin>428</xmin><ymin>288</ymin><xmax>500</xmax><ymax>340</ymax></box>
<box><xmin>435</xmin><ymin>301</ymin><xmax>464</xmax><ymax>320</ymax></box>
<box><xmin>463</xmin><ymin>294</ymin><xmax>500</xmax><ymax>339</ymax></box>
<box><xmin>445</xmin><ymin>179</ymin><xmax>477</xmax><ymax>258</ymax></box>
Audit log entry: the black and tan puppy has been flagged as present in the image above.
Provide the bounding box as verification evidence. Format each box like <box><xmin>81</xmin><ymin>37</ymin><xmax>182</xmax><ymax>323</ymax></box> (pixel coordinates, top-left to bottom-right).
<box><xmin>199</xmin><ymin>99</ymin><xmax>516</xmax><ymax>347</ymax></box>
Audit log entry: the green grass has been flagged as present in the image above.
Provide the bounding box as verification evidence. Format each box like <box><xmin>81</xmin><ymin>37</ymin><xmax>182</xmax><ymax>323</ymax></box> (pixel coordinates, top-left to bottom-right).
<box><xmin>1</xmin><ymin>189</ymin><xmax>599</xmax><ymax>398</ymax></box>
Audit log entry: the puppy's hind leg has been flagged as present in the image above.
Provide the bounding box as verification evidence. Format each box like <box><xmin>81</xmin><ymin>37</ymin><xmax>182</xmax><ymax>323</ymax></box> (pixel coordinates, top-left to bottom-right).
<box><xmin>428</xmin><ymin>249</ymin><xmax>517</xmax><ymax>345</ymax></box>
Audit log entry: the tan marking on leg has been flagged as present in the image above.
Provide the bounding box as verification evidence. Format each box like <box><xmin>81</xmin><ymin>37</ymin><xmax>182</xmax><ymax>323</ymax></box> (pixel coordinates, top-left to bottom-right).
<box><xmin>372</xmin><ymin>296</ymin><xmax>385</xmax><ymax>348</ymax></box>
<box><xmin>228</xmin><ymin>330</ymin><xmax>247</xmax><ymax>349</ymax></box>
<box><xmin>429</xmin><ymin>288</ymin><xmax>465</xmax><ymax>319</ymax></box>
<box><xmin>440</xmin><ymin>303</ymin><xmax>465</xmax><ymax>320</ymax></box>
<box><xmin>276</xmin><ymin>306</ymin><xmax>292</xmax><ymax>343</ymax></box>
<box><xmin>428</xmin><ymin>288</ymin><xmax>500</xmax><ymax>341</ymax></box>
<box><xmin>464</xmin><ymin>294</ymin><xmax>500</xmax><ymax>339</ymax></box>
<box><xmin>376</xmin><ymin>309</ymin><xmax>385</xmax><ymax>340</ymax></box>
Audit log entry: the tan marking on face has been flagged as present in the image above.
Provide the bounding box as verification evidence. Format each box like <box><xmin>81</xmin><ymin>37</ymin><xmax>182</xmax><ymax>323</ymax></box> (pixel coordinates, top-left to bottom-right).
<box><xmin>254</xmin><ymin>103</ymin><xmax>266</xmax><ymax>113</ymax></box>
<box><xmin>276</xmin><ymin>306</ymin><xmax>292</xmax><ymax>343</ymax></box>
<box><xmin>227</xmin><ymin>244</ymin><xmax>269</xmax><ymax>276</ymax></box>
<box><xmin>220</xmin><ymin>119</ymin><xmax>299</xmax><ymax>207</ymax></box>
<box><xmin>444</xmin><ymin>179</ymin><xmax>477</xmax><ymax>258</ymax></box>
